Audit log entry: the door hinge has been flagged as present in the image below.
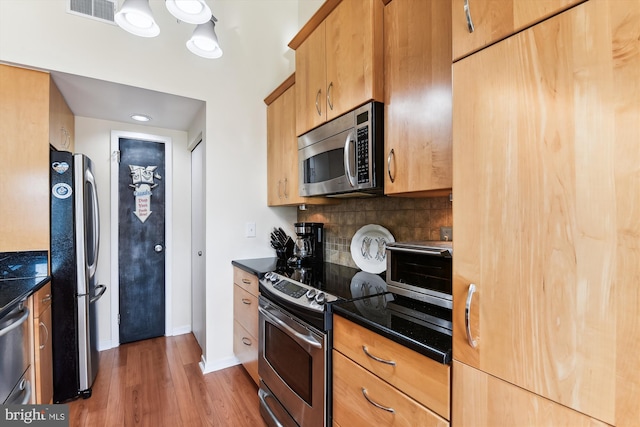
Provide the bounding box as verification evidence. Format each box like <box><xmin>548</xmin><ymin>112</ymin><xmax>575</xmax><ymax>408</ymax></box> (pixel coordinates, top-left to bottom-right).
<box><xmin>117</xmin><ymin>313</ymin><xmax>120</xmax><ymax>325</ymax></box>
<box><xmin>112</xmin><ymin>150</ymin><xmax>121</xmax><ymax>163</ymax></box>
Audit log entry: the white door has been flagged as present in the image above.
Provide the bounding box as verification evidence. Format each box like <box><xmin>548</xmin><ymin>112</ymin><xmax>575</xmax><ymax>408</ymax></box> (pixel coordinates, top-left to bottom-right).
<box><xmin>191</xmin><ymin>140</ymin><xmax>206</xmax><ymax>353</ymax></box>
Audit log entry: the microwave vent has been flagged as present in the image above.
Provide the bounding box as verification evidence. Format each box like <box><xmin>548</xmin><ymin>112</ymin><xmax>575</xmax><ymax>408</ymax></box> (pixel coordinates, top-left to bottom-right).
<box><xmin>68</xmin><ymin>0</ymin><xmax>117</xmax><ymax>24</ymax></box>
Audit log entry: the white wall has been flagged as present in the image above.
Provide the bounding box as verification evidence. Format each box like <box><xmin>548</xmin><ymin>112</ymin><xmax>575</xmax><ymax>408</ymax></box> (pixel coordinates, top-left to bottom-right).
<box><xmin>0</xmin><ymin>0</ymin><xmax>322</xmax><ymax>371</ymax></box>
<box><xmin>74</xmin><ymin>117</ymin><xmax>192</xmax><ymax>348</ymax></box>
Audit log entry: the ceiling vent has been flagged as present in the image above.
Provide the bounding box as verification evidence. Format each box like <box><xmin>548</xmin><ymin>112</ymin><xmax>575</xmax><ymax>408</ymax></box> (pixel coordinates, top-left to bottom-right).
<box><xmin>68</xmin><ymin>0</ymin><xmax>118</xmax><ymax>24</ymax></box>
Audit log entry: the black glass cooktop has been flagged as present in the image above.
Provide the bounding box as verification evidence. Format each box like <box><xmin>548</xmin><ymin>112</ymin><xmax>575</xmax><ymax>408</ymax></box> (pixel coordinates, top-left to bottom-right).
<box><xmin>275</xmin><ymin>261</ymin><xmax>387</xmax><ymax>301</ymax></box>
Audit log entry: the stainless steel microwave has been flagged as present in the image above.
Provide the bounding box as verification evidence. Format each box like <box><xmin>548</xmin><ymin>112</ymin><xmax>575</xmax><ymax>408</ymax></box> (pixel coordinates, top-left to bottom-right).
<box><xmin>298</xmin><ymin>102</ymin><xmax>384</xmax><ymax>197</ymax></box>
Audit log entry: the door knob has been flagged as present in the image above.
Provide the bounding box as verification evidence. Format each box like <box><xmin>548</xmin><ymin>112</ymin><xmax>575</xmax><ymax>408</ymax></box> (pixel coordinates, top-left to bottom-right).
<box><xmin>154</xmin><ymin>244</ymin><xmax>163</xmax><ymax>253</ymax></box>
<box><xmin>198</xmin><ymin>251</ymin><xmax>203</xmax><ymax>256</ymax></box>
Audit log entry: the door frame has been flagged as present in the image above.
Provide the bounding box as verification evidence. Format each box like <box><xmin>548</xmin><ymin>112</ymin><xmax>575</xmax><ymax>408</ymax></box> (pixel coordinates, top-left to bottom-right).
<box><xmin>110</xmin><ymin>130</ymin><xmax>173</xmax><ymax>346</ymax></box>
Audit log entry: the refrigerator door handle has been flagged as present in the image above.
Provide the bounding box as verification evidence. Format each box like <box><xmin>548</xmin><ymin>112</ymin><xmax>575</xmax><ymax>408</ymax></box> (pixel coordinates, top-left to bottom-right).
<box><xmin>90</xmin><ymin>284</ymin><xmax>107</xmax><ymax>304</ymax></box>
<box><xmin>85</xmin><ymin>167</ymin><xmax>100</xmax><ymax>279</ymax></box>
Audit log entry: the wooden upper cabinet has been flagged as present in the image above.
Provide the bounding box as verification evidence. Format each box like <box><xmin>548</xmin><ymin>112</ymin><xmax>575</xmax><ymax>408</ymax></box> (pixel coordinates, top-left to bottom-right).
<box><xmin>383</xmin><ymin>0</ymin><xmax>452</xmax><ymax>197</ymax></box>
<box><xmin>451</xmin><ymin>0</ymin><xmax>586</xmax><ymax>61</ymax></box>
<box><xmin>265</xmin><ymin>75</ymin><xmax>337</xmax><ymax>207</ymax></box>
<box><xmin>49</xmin><ymin>79</ymin><xmax>74</xmax><ymax>152</ymax></box>
<box><xmin>291</xmin><ymin>0</ymin><xmax>383</xmax><ymax>136</ymax></box>
<box><xmin>0</xmin><ymin>65</ymin><xmax>50</xmax><ymax>252</ymax></box>
<box><xmin>452</xmin><ymin>0</ymin><xmax>640</xmax><ymax>424</ymax></box>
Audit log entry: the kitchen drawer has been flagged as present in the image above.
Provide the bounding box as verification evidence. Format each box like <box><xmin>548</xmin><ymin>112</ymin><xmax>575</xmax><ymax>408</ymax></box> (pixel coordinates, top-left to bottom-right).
<box><xmin>233</xmin><ymin>267</ymin><xmax>259</xmax><ymax>297</ymax></box>
<box><xmin>233</xmin><ymin>320</ymin><xmax>259</xmax><ymax>385</ymax></box>
<box><xmin>233</xmin><ymin>284</ymin><xmax>258</xmax><ymax>339</ymax></box>
<box><xmin>333</xmin><ymin>350</ymin><xmax>448</xmax><ymax>427</ymax></box>
<box><xmin>333</xmin><ymin>315</ymin><xmax>450</xmax><ymax>419</ymax></box>
<box><xmin>33</xmin><ymin>282</ymin><xmax>52</xmax><ymax>317</ymax></box>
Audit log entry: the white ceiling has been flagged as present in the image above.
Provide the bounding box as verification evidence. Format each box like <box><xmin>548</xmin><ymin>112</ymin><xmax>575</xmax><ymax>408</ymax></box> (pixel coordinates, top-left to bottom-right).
<box><xmin>51</xmin><ymin>70</ymin><xmax>205</xmax><ymax>131</ymax></box>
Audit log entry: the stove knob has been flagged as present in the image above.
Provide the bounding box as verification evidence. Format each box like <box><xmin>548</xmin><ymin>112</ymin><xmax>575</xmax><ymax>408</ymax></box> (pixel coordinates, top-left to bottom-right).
<box><xmin>305</xmin><ymin>289</ymin><xmax>317</xmax><ymax>300</ymax></box>
<box><xmin>264</xmin><ymin>272</ymin><xmax>272</xmax><ymax>281</ymax></box>
<box><xmin>315</xmin><ymin>292</ymin><xmax>326</xmax><ymax>305</ymax></box>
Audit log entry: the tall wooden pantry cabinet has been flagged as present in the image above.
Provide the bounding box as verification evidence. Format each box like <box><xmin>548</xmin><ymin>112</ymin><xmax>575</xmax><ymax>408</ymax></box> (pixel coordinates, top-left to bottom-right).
<box><xmin>451</xmin><ymin>0</ymin><xmax>640</xmax><ymax>425</ymax></box>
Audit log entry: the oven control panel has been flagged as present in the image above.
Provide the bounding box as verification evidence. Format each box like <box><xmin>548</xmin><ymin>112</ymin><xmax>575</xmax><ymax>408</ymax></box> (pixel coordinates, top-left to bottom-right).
<box><xmin>261</xmin><ymin>272</ymin><xmax>338</xmax><ymax>311</ymax></box>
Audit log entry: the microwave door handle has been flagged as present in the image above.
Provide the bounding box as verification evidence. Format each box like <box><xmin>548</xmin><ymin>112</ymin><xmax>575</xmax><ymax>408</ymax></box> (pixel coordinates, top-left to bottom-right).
<box><xmin>388</xmin><ymin>247</ymin><xmax>452</xmax><ymax>257</ymax></box>
<box><xmin>344</xmin><ymin>132</ymin><xmax>356</xmax><ymax>187</ymax></box>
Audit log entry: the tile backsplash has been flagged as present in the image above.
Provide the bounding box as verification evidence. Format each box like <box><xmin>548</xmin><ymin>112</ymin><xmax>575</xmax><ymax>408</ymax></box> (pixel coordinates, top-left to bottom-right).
<box><xmin>297</xmin><ymin>196</ymin><xmax>452</xmax><ymax>268</ymax></box>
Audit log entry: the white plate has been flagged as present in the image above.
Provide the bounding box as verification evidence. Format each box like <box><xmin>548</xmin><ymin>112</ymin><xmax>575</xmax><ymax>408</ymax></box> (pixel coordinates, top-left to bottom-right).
<box><xmin>350</xmin><ymin>224</ymin><xmax>395</xmax><ymax>274</ymax></box>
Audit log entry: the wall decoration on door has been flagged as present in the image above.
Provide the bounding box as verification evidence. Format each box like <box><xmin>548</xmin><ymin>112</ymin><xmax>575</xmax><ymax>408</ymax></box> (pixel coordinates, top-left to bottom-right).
<box><xmin>129</xmin><ymin>165</ymin><xmax>162</xmax><ymax>223</ymax></box>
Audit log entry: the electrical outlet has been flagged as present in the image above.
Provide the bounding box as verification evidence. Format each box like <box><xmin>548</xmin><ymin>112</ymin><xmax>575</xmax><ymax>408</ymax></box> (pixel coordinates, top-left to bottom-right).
<box><xmin>440</xmin><ymin>226</ymin><xmax>453</xmax><ymax>241</ymax></box>
<box><xmin>245</xmin><ymin>222</ymin><xmax>256</xmax><ymax>238</ymax></box>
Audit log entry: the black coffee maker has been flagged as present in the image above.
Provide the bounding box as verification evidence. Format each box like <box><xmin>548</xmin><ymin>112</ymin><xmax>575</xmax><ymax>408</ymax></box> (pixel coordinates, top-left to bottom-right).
<box><xmin>288</xmin><ymin>222</ymin><xmax>324</xmax><ymax>266</ymax></box>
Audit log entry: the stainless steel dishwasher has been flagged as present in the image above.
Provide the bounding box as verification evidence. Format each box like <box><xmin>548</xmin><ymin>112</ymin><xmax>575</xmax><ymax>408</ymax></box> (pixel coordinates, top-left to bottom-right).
<box><xmin>0</xmin><ymin>300</ymin><xmax>31</xmax><ymax>404</ymax></box>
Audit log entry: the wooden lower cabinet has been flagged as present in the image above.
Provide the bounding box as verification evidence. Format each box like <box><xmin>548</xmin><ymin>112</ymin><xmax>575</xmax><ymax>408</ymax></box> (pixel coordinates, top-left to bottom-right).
<box><xmin>332</xmin><ymin>316</ymin><xmax>450</xmax><ymax>426</ymax></box>
<box><xmin>232</xmin><ymin>267</ymin><xmax>259</xmax><ymax>385</ymax></box>
<box><xmin>333</xmin><ymin>351</ymin><xmax>448</xmax><ymax>427</ymax></box>
<box><xmin>452</xmin><ymin>361</ymin><xmax>608</xmax><ymax>426</ymax></box>
<box><xmin>31</xmin><ymin>282</ymin><xmax>53</xmax><ymax>404</ymax></box>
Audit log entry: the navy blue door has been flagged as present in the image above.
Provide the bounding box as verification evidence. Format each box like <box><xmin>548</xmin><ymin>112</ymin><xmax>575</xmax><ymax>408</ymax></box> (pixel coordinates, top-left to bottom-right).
<box><xmin>118</xmin><ymin>138</ymin><xmax>165</xmax><ymax>343</ymax></box>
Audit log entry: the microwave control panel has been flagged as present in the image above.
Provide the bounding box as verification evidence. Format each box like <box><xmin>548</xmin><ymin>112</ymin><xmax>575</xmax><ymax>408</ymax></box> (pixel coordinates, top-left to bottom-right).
<box><xmin>356</xmin><ymin>126</ymin><xmax>370</xmax><ymax>184</ymax></box>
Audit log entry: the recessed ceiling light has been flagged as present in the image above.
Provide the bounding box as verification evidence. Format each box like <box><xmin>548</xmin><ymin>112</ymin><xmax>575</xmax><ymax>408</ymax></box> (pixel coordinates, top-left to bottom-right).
<box><xmin>131</xmin><ymin>114</ymin><xmax>152</xmax><ymax>122</ymax></box>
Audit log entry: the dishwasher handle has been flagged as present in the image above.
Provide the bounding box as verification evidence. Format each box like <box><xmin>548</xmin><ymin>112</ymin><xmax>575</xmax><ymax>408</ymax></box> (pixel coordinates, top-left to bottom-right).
<box><xmin>0</xmin><ymin>305</ymin><xmax>30</xmax><ymax>338</ymax></box>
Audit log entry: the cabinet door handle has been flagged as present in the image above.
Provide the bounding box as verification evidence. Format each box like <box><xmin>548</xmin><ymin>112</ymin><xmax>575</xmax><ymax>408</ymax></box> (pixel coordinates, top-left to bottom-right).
<box><xmin>387</xmin><ymin>149</ymin><xmax>396</xmax><ymax>183</ymax></box>
<box><xmin>241</xmin><ymin>298</ymin><xmax>252</xmax><ymax>305</ymax></box>
<box><xmin>361</xmin><ymin>388</ymin><xmax>395</xmax><ymax>413</ymax></box>
<box><xmin>465</xmin><ymin>283</ymin><xmax>478</xmax><ymax>348</ymax></box>
<box><xmin>327</xmin><ymin>82</ymin><xmax>334</xmax><ymax>111</ymax></box>
<box><xmin>39</xmin><ymin>321</ymin><xmax>49</xmax><ymax>350</ymax></box>
<box><xmin>242</xmin><ymin>279</ymin><xmax>251</xmax><ymax>284</ymax></box>
<box><xmin>277</xmin><ymin>179</ymin><xmax>282</xmax><ymax>200</ymax></box>
<box><xmin>362</xmin><ymin>346</ymin><xmax>396</xmax><ymax>366</ymax></box>
<box><xmin>242</xmin><ymin>337</ymin><xmax>252</xmax><ymax>346</ymax></box>
<box><xmin>464</xmin><ymin>0</ymin><xmax>475</xmax><ymax>33</ymax></box>
<box><xmin>284</xmin><ymin>177</ymin><xmax>289</xmax><ymax>198</ymax></box>
<box><xmin>315</xmin><ymin>89</ymin><xmax>322</xmax><ymax>116</ymax></box>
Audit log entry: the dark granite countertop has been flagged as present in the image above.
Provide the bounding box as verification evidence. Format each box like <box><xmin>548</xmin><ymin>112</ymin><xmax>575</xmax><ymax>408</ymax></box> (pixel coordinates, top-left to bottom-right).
<box><xmin>0</xmin><ymin>276</ymin><xmax>51</xmax><ymax>318</ymax></box>
<box><xmin>331</xmin><ymin>293</ymin><xmax>452</xmax><ymax>365</ymax></box>
<box><xmin>231</xmin><ymin>257</ymin><xmax>281</xmax><ymax>278</ymax></box>
<box><xmin>0</xmin><ymin>251</ymin><xmax>51</xmax><ymax>318</ymax></box>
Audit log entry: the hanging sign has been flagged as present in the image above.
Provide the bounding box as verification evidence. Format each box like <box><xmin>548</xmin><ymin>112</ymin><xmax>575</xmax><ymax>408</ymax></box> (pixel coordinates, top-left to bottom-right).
<box><xmin>129</xmin><ymin>165</ymin><xmax>161</xmax><ymax>223</ymax></box>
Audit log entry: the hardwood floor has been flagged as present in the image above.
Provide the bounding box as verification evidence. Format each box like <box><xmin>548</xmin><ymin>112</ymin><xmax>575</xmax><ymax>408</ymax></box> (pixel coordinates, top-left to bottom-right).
<box><xmin>67</xmin><ymin>334</ymin><xmax>268</xmax><ymax>427</ymax></box>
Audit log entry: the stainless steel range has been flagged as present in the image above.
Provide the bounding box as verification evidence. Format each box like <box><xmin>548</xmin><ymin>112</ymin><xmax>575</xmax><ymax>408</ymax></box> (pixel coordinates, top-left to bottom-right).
<box><xmin>258</xmin><ymin>263</ymin><xmax>387</xmax><ymax>427</ymax></box>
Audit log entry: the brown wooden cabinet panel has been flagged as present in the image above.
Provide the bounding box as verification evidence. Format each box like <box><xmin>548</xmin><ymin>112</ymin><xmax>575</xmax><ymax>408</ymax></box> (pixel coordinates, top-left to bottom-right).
<box><xmin>293</xmin><ymin>0</ymin><xmax>383</xmax><ymax>136</ymax></box>
<box><xmin>32</xmin><ymin>282</ymin><xmax>53</xmax><ymax>404</ymax></box>
<box><xmin>232</xmin><ymin>267</ymin><xmax>259</xmax><ymax>385</ymax></box>
<box><xmin>383</xmin><ymin>0</ymin><xmax>452</xmax><ymax>196</ymax></box>
<box><xmin>49</xmin><ymin>79</ymin><xmax>74</xmax><ymax>152</ymax></box>
<box><xmin>0</xmin><ymin>65</ymin><xmax>50</xmax><ymax>252</ymax></box>
<box><xmin>453</xmin><ymin>361</ymin><xmax>608</xmax><ymax>427</ymax></box>
<box><xmin>451</xmin><ymin>0</ymin><xmax>585</xmax><ymax>61</ymax></box>
<box><xmin>452</xmin><ymin>0</ymin><xmax>640</xmax><ymax>424</ymax></box>
<box><xmin>333</xmin><ymin>351</ymin><xmax>448</xmax><ymax>427</ymax></box>
<box><xmin>333</xmin><ymin>316</ymin><xmax>450</xmax><ymax>420</ymax></box>
<box><xmin>232</xmin><ymin>320</ymin><xmax>259</xmax><ymax>385</ymax></box>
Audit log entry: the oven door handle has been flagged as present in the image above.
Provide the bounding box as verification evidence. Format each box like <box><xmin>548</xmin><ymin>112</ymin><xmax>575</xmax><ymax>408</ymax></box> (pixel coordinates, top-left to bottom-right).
<box><xmin>259</xmin><ymin>305</ymin><xmax>322</xmax><ymax>349</ymax></box>
<box><xmin>0</xmin><ymin>305</ymin><xmax>29</xmax><ymax>338</ymax></box>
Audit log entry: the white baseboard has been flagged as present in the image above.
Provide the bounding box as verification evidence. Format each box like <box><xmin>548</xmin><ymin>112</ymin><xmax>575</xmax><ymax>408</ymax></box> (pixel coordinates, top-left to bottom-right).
<box><xmin>199</xmin><ymin>354</ymin><xmax>240</xmax><ymax>375</ymax></box>
<box><xmin>170</xmin><ymin>325</ymin><xmax>192</xmax><ymax>336</ymax></box>
<box><xmin>98</xmin><ymin>340</ymin><xmax>117</xmax><ymax>351</ymax></box>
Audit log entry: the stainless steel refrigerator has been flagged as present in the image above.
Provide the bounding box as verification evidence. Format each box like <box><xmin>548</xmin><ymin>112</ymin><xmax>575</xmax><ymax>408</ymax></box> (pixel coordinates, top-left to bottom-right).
<box><xmin>50</xmin><ymin>150</ymin><xmax>106</xmax><ymax>402</ymax></box>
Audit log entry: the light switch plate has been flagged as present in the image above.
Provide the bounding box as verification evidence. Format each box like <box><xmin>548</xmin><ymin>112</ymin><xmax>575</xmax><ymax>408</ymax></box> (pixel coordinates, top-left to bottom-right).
<box><xmin>245</xmin><ymin>222</ymin><xmax>256</xmax><ymax>238</ymax></box>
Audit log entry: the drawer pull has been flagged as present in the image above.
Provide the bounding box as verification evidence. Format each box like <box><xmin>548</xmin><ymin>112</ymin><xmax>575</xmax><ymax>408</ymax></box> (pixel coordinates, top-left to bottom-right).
<box><xmin>361</xmin><ymin>388</ymin><xmax>395</xmax><ymax>413</ymax></box>
<box><xmin>241</xmin><ymin>337</ymin><xmax>252</xmax><ymax>346</ymax></box>
<box><xmin>242</xmin><ymin>278</ymin><xmax>251</xmax><ymax>284</ymax></box>
<box><xmin>39</xmin><ymin>321</ymin><xmax>49</xmax><ymax>350</ymax></box>
<box><xmin>362</xmin><ymin>346</ymin><xmax>396</xmax><ymax>366</ymax></box>
<box><xmin>41</xmin><ymin>294</ymin><xmax>52</xmax><ymax>303</ymax></box>
<box><xmin>241</xmin><ymin>298</ymin><xmax>252</xmax><ymax>305</ymax></box>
